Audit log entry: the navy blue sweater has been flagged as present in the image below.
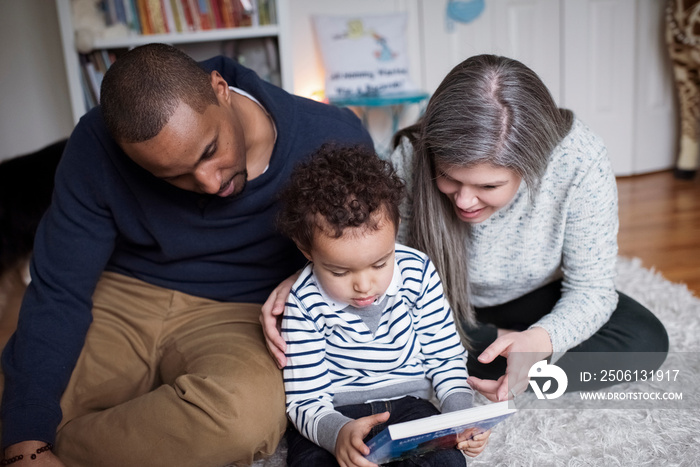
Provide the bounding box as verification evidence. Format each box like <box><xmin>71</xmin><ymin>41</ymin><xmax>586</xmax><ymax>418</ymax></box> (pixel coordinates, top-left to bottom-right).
<box><xmin>0</xmin><ymin>56</ymin><xmax>373</xmax><ymax>448</ymax></box>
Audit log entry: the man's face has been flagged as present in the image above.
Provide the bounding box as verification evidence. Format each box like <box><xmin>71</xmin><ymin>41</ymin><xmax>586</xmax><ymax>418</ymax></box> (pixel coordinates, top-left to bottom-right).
<box><xmin>121</xmin><ymin>99</ymin><xmax>248</xmax><ymax>198</ymax></box>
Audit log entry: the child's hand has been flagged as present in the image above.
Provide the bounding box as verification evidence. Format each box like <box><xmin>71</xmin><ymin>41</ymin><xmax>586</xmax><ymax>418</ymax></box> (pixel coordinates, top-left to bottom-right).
<box><xmin>456</xmin><ymin>429</ymin><xmax>491</xmax><ymax>457</ymax></box>
<box><xmin>335</xmin><ymin>411</ymin><xmax>390</xmax><ymax>467</ymax></box>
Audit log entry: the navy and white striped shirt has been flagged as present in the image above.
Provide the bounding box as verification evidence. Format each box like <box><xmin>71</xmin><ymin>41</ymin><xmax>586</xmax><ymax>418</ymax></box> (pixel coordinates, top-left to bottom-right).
<box><xmin>282</xmin><ymin>244</ymin><xmax>471</xmax><ymax>450</ymax></box>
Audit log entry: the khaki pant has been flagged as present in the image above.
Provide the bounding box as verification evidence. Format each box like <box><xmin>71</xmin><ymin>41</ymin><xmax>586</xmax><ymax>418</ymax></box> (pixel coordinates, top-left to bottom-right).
<box><xmin>52</xmin><ymin>272</ymin><xmax>286</xmax><ymax>467</ymax></box>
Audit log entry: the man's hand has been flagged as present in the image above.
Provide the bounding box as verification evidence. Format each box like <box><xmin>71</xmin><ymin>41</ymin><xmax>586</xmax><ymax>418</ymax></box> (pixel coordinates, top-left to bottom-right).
<box><xmin>4</xmin><ymin>441</ymin><xmax>65</xmax><ymax>467</ymax></box>
<box><xmin>467</xmin><ymin>327</ymin><xmax>552</xmax><ymax>402</ymax></box>
<box><xmin>260</xmin><ymin>271</ymin><xmax>300</xmax><ymax>368</ymax></box>
<box><xmin>335</xmin><ymin>412</ymin><xmax>390</xmax><ymax>467</ymax></box>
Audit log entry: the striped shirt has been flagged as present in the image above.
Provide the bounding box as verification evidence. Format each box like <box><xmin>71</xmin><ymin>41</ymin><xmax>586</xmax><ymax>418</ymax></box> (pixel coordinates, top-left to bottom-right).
<box><xmin>282</xmin><ymin>244</ymin><xmax>472</xmax><ymax>451</ymax></box>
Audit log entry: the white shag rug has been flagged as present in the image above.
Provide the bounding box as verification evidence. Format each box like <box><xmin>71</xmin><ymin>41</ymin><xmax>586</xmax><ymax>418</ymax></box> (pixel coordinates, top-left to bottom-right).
<box><xmin>251</xmin><ymin>257</ymin><xmax>700</xmax><ymax>467</ymax></box>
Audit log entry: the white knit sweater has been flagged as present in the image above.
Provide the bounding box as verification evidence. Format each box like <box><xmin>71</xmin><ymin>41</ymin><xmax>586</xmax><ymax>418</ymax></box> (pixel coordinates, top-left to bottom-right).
<box><xmin>390</xmin><ymin>118</ymin><xmax>619</xmax><ymax>354</ymax></box>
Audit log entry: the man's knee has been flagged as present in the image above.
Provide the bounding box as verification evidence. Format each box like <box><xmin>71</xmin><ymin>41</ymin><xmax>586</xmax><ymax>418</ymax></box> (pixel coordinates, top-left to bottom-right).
<box><xmin>175</xmin><ymin>373</ymin><xmax>287</xmax><ymax>461</ymax></box>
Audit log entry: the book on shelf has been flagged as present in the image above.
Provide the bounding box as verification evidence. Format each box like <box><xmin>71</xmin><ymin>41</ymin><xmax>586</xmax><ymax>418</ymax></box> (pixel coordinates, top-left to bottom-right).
<box><xmin>365</xmin><ymin>401</ymin><xmax>517</xmax><ymax>465</ymax></box>
<box><xmin>99</xmin><ymin>0</ymin><xmax>276</xmax><ymax>36</ymax></box>
<box><xmin>77</xmin><ymin>49</ymin><xmax>123</xmax><ymax>109</ymax></box>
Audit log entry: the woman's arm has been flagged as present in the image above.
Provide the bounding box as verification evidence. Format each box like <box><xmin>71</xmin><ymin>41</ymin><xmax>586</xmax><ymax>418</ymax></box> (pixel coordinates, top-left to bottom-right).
<box><xmin>470</xmin><ymin>124</ymin><xmax>618</xmax><ymax>400</ymax></box>
<box><xmin>260</xmin><ymin>271</ymin><xmax>301</xmax><ymax>368</ymax></box>
<box><xmin>532</xmin><ymin>153</ymin><xmax>619</xmax><ymax>355</ymax></box>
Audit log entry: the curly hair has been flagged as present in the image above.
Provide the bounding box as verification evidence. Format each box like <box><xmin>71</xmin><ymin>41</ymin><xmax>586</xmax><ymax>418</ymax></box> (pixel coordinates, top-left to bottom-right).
<box><xmin>278</xmin><ymin>144</ymin><xmax>405</xmax><ymax>253</ymax></box>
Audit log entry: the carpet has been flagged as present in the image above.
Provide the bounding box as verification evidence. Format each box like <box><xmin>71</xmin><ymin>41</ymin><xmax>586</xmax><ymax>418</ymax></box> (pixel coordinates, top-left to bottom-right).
<box><xmin>252</xmin><ymin>257</ymin><xmax>700</xmax><ymax>466</ymax></box>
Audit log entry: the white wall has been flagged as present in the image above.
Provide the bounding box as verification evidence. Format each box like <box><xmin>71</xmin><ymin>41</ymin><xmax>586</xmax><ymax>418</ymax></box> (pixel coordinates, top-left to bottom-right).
<box><xmin>0</xmin><ymin>0</ymin><xmax>73</xmax><ymax>162</ymax></box>
<box><xmin>286</xmin><ymin>0</ymin><xmax>678</xmax><ymax>175</ymax></box>
<box><xmin>1</xmin><ymin>0</ymin><xmax>677</xmax><ymax>174</ymax></box>
<box><xmin>286</xmin><ymin>0</ymin><xmax>424</xmax><ymax>151</ymax></box>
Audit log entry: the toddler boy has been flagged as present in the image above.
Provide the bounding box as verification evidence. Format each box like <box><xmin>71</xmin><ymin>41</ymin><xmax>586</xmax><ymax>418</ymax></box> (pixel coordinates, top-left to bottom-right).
<box><xmin>278</xmin><ymin>144</ymin><xmax>490</xmax><ymax>467</ymax></box>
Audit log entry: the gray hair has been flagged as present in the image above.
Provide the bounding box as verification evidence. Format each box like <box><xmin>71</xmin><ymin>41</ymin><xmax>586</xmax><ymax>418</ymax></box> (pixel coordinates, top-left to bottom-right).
<box><xmin>397</xmin><ymin>54</ymin><xmax>573</xmax><ymax>340</ymax></box>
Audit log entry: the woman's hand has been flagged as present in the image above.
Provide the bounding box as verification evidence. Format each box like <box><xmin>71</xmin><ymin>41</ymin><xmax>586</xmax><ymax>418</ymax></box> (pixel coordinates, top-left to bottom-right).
<box><xmin>335</xmin><ymin>412</ymin><xmax>390</xmax><ymax>467</ymax></box>
<box><xmin>260</xmin><ymin>271</ymin><xmax>300</xmax><ymax>368</ymax></box>
<box><xmin>456</xmin><ymin>429</ymin><xmax>491</xmax><ymax>457</ymax></box>
<box><xmin>467</xmin><ymin>327</ymin><xmax>552</xmax><ymax>402</ymax></box>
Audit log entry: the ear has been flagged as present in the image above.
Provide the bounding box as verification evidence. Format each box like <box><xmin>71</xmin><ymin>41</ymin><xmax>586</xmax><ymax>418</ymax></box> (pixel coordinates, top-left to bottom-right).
<box><xmin>210</xmin><ymin>70</ymin><xmax>230</xmax><ymax>102</ymax></box>
<box><xmin>298</xmin><ymin>246</ymin><xmax>314</xmax><ymax>263</ymax></box>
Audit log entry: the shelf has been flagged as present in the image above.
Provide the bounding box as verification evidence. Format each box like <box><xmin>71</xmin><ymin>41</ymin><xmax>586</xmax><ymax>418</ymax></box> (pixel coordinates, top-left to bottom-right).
<box><xmin>55</xmin><ymin>0</ymin><xmax>292</xmax><ymax>125</ymax></box>
<box><xmin>92</xmin><ymin>24</ymin><xmax>281</xmax><ymax>49</ymax></box>
<box><xmin>328</xmin><ymin>91</ymin><xmax>430</xmax><ymax>108</ymax></box>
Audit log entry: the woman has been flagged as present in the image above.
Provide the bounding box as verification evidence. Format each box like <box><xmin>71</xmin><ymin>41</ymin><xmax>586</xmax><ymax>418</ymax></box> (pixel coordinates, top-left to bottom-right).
<box><xmin>389</xmin><ymin>54</ymin><xmax>668</xmax><ymax>400</ymax></box>
<box><xmin>262</xmin><ymin>54</ymin><xmax>668</xmax><ymax>402</ymax></box>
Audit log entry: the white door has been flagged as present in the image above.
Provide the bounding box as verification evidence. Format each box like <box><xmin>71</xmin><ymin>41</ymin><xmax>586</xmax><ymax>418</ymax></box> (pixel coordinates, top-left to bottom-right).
<box><xmin>633</xmin><ymin>0</ymin><xmax>677</xmax><ymax>173</ymax></box>
<box><xmin>418</xmin><ymin>0</ymin><xmax>561</xmax><ymax>100</ymax></box>
<box><xmin>563</xmin><ymin>0</ymin><xmax>637</xmax><ymax>175</ymax></box>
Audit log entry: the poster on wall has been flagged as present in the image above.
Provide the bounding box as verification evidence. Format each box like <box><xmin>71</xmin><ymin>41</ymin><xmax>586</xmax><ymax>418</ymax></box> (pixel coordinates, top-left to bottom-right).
<box><xmin>313</xmin><ymin>13</ymin><xmax>416</xmax><ymax>98</ymax></box>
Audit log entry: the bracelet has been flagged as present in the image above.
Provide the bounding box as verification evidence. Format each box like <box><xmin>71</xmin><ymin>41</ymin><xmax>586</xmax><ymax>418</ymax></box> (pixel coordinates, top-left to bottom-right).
<box><xmin>1</xmin><ymin>444</ymin><xmax>53</xmax><ymax>465</ymax></box>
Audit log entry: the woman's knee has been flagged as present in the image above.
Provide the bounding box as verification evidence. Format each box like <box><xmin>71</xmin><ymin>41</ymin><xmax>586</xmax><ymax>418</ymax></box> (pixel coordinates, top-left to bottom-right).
<box><xmin>616</xmin><ymin>292</ymin><xmax>669</xmax><ymax>354</ymax></box>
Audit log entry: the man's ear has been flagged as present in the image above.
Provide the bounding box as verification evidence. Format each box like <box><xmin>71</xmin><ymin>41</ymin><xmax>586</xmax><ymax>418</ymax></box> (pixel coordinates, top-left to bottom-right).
<box><xmin>210</xmin><ymin>70</ymin><xmax>230</xmax><ymax>101</ymax></box>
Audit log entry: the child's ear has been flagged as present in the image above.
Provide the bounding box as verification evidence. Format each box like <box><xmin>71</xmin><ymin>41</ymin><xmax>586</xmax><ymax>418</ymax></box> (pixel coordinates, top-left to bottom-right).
<box><xmin>297</xmin><ymin>245</ymin><xmax>313</xmax><ymax>263</ymax></box>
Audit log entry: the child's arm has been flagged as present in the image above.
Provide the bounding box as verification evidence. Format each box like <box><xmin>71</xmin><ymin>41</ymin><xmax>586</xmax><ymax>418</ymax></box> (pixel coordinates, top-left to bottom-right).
<box><xmin>335</xmin><ymin>412</ymin><xmax>390</xmax><ymax>467</ymax></box>
<box><xmin>413</xmin><ymin>260</ymin><xmax>472</xmax><ymax>407</ymax></box>
<box><xmin>282</xmin><ymin>289</ymin><xmax>353</xmax><ymax>454</ymax></box>
<box><xmin>282</xmin><ymin>295</ymin><xmax>335</xmax><ymax>425</ymax></box>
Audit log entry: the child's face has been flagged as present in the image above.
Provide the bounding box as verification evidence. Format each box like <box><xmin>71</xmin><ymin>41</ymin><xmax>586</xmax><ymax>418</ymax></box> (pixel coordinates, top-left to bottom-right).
<box><xmin>435</xmin><ymin>162</ymin><xmax>521</xmax><ymax>224</ymax></box>
<box><xmin>303</xmin><ymin>214</ymin><xmax>396</xmax><ymax>309</ymax></box>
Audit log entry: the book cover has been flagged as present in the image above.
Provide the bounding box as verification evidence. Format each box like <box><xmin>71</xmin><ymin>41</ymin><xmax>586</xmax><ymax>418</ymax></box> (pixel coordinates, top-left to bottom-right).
<box><xmin>137</xmin><ymin>0</ymin><xmax>153</xmax><ymax>34</ymax></box>
<box><xmin>197</xmin><ymin>0</ymin><xmax>213</xmax><ymax>30</ymax></box>
<box><xmin>210</xmin><ymin>0</ymin><xmax>224</xmax><ymax>29</ymax></box>
<box><xmin>186</xmin><ymin>0</ymin><xmax>202</xmax><ymax>30</ymax></box>
<box><xmin>218</xmin><ymin>0</ymin><xmax>235</xmax><ymax>28</ymax></box>
<box><xmin>169</xmin><ymin>0</ymin><xmax>184</xmax><ymax>32</ymax></box>
<box><xmin>147</xmin><ymin>0</ymin><xmax>167</xmax><ymax>33</ymax></box>
<box><xmin>126</xmin><ymin>0</ymin><xmax>142</xmax><ymax>34</ymax></box>
<box><xmin>365</xmin><ymin>401</ymin><xmax>516</xmax><ymax>465</ymax></box>
<box><xmin>161</xmin><ymin>0</ymin><xmax>177</xmax><ymax>33</ymax></box>
<box><xmin>179</xmin><ymin>0</ymin><xmax>196</xmax><ymax>31</ymax></box>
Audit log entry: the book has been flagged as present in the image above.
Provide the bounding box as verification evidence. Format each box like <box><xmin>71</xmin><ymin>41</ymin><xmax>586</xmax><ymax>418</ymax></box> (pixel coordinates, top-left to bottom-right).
<box><xmin>365</xmin><ymin>401</ymin><xmax>516</xmax><ymax>465</ymax></box>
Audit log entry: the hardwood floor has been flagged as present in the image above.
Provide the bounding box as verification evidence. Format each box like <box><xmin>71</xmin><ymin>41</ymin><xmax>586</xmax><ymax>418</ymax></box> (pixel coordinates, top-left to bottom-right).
<box><xmin>617</xmin><ymin>170</ymin><xmax>700</xmax><ymax>297</ymax></box>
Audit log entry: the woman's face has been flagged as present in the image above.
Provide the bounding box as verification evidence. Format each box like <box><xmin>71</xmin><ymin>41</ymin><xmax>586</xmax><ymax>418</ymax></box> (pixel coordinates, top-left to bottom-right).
<box><xmin>435</xmin><ymin>162</ymin><xmax>522</xmax><ymax>224</ymax></box>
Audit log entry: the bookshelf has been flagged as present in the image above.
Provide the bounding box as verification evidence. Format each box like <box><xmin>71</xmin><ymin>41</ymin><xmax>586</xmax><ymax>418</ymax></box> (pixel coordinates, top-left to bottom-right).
<box><xmin>55</xmin><ymin>0</ymin><xmax>292</xmax><ymax>125</ymax></box>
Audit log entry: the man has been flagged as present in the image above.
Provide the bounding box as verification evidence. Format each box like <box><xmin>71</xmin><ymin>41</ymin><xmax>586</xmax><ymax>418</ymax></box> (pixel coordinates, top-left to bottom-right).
<box><xmin>0</xmin><ymin>43</ymin><xmax>372</xmax><ymax>466</ymax></box>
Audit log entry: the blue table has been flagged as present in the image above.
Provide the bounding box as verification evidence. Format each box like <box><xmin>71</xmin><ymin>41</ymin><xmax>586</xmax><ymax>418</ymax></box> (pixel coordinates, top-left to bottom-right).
<box><xmin>329</xmin><ymin>91</ymin><xmax>430</xmax><ymax>145</ymax></box>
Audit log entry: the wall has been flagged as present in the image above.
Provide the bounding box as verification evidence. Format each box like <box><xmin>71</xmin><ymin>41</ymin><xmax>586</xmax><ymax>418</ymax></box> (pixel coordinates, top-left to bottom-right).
<box><xmin>0</xmin><ymin>0</ymin><xmax>678</xmax><ymax>174</ymax></box>
<box><xmin>287</xmin><ymin>0</ymin><xmax>678</xmax><ymax>175</ymax></box>
<box><xmin>0</xmin><ymin>1</ymin><xmax>74</xmax><ymax>162</ymax></box>
<box><xmin>287</xmin><ymin>0</ymin><xmax>424</xmax><ymax>151</ymax></box>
